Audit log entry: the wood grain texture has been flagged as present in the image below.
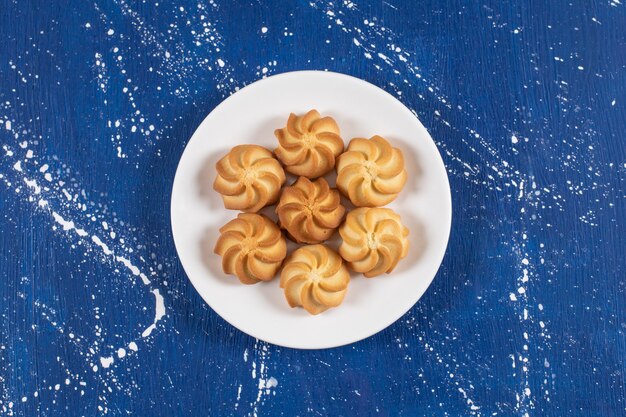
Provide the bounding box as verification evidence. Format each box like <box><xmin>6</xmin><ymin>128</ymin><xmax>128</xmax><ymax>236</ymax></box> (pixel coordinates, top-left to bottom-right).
<box><xmin>1</xmin><ymin>0</ymin><xmax>625</xmax><ymax>415</ymax></box>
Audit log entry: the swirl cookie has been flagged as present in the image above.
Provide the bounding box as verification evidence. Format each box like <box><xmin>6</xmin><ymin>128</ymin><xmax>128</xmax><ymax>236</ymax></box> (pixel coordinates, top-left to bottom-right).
<box><xmin>214</xmin><ymin>213</ymin><xmax>287</xmax><ymax>284</ymax></box>
<box><xmin>274</xmin><ymin>110</ymin><xmax>344</xmax><ymax>178</ymax></box>
<box><xmin>338</xmin><ymin>207</ymin><xmax>409</xmax><ymax>278</ymax></box>
<box><xmin>213</xmin><ymin>145</ymin><xmax>286</xmax><ymax>212</ymax></box>
<box><xmin>276</xmin><ymin>177</ymin><xmax>345</xmax><ymax>244</ymax></box>
<box><xmin>280</xmin><ymin>245</ymin><xmax>350</xmax><ymax>315</ymax></box>
<box><xmin>336</xmin><ymin>135</ymin><xmax>407</xmax><ymax>207</ymax></box>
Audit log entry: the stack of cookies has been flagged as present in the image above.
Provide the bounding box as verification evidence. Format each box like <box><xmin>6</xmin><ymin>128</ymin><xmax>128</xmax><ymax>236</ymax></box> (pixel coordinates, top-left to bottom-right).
<box><xmin>213</xmin><ymin>110</ymin><xmax>410</xmax><ymax>315</ymax></box>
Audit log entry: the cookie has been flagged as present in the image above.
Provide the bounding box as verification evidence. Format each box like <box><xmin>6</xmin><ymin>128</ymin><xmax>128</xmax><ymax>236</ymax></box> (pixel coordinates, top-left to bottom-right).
<box><xmin>280</xmin><ymin>244</ymin><xmax>350</xmax><ymax>315</ymax></box>
<box><xmin>213</xmin><ymin>145</ymin><xmax>286</xmax><ymax>212</ymax></box>
<box><xmin>276</xmin><ymin>177</ymin><xmax>345</xmax><ymax>244</ymax></box>
<box><xmin>338</xmin><ymin>207</ymin><xmax>409</xmax><ymax>277</ymax></box>
<box><xmin>274</xmin><ymin>110</ymin><xmax>344</xmax><ymax>178</ymax></box>
<box><xmin>336</xmin><ymin>135</ymin><xmax>407</xmax><ymax>207</ymax></box>
<box><xmin>214</xmin><ymin>213</ymin><xmax>287</xmax><ymax>284</ymax></box>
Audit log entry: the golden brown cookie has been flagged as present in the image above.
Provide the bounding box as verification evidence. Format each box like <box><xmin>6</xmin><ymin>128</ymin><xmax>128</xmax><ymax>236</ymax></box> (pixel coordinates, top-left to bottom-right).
<box><xmin>280</xmin><ymin>244</ymin><xmax>350</xmax><ymax>315</ymax></box>
<box><xmin>276</xmin><ymin>177</ymin><xmax>345</xmax><ymax>244</ymax></box>
<box><xmin>336</xmin><ymin>135</ymin><xmax>407</xmax><ymax>207</ymax></box>
<box><xmin>338</xmin><ymin>207</ymin><xmax>409</xmax><ymax>278</ymax></box>
<box><xmin>214</xmin><ymin>213</ymin><xmax>287</xmax><ymax>284</ymax></box>
<box><xmin>213</xmin><ymin>145</ymin><xmax>286</xmax><ymax>212</ymax></box>
<box><xmin>274</xmin><ymin>110</ymin><xmax>344</xmax><ymax>178</ymax></box>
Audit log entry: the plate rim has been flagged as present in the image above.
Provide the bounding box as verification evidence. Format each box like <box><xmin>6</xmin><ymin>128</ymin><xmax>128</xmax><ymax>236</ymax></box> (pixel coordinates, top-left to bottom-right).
<box><xmin>170</xmin><ymin>70</ymin><xmax>452</xmax><ymax>349</ymax></box>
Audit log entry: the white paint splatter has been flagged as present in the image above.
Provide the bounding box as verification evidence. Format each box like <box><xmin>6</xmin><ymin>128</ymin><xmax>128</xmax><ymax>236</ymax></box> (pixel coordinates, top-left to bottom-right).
<box><xmin>92</xmin><ymin>235</ymin><xmax>113</xmax><ymax>255</ymax></box>
<box><xmin>23</xmin><ymin>177</ymin><xmax>41</xmax><ymax>194</ymax></box>
<box><xmin>100</xmin><ymin>356</ymin><xmax>114</xmax><ymax>368</ymax></box>
<box><xmin>52</xmin><ymin>211</ymin><xmax>77</xmax><ymax>231</ymax></box>
<box><xmin>141</xmin><ymin>289</ymin><xmax>165</xmax><ymax>338</ymax></box>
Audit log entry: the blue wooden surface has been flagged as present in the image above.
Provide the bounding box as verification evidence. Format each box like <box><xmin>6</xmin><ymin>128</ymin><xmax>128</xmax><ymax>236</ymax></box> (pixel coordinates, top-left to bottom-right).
<box><xmin>1</xmin><ymin>0</ymin><xmax>625</xmax><ymax>415</ymax></box>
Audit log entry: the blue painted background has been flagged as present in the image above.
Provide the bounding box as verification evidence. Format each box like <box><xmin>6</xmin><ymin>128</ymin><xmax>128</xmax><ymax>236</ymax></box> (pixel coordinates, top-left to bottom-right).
<box><xmin>1</xmin><ymin>0</ymin><xmax>625</xmax><ymax>415</ymax></box>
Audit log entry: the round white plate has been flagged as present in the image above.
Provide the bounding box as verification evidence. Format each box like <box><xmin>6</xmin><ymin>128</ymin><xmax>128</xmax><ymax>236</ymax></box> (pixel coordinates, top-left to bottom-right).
<box><xmin>171</xmin><ymin>71</ymin><xmax>451</xmax><ymax>349</ymax></box>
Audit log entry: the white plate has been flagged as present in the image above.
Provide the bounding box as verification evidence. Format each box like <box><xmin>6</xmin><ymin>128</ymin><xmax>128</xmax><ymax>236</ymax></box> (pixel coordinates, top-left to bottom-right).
<box><xmin>171</xmin><ymin>71</ymin><xmax>451</xmax><ymax>349</ymax></box>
